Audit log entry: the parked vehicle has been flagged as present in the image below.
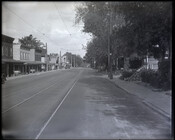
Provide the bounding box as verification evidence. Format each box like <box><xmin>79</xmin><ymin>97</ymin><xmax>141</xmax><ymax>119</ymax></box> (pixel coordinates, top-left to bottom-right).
<box><xmin>30</xmin><ymin>69</ymin><xmax>36</xmax><ymax>73</ymax></box>
<box><xmin>14</xmin><ymin>70</ymin><xmax>21</xmax><ymax>76</ymax></box>
<box><xmin>65</xmin><ymin>64</ymin><xmax>71</xmax><ymax>69</ymax></box>
<box><xmin>1</xmin><ymin>73</ymin><xmax>6</xmax><ymax>84</ymax></box>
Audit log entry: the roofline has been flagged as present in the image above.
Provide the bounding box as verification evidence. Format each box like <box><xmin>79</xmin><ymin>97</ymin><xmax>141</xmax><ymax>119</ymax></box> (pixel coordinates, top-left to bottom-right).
<box><xmin>2</xmin><ymin>34</ymin><xmax>15</xmax><ymax>40</ymax></box>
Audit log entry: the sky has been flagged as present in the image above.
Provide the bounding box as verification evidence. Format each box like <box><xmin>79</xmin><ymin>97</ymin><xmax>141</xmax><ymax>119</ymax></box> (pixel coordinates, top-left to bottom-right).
<box><xmin>2</xmin><ymin>2</ymin><xmax>92</xmax><ymax>57</ymax></box>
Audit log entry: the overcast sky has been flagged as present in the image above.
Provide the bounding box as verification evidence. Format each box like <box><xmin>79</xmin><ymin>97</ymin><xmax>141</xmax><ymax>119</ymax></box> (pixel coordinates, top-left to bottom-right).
<box><xmin>2</xmin><ymin>2</ymin><xmax>92</xmax><ymax>57</ymax></box>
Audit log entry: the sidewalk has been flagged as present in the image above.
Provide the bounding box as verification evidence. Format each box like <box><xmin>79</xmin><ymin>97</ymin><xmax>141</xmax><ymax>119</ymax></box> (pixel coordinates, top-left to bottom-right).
<box><xmin>6</xmin><ymin>69</ymin><xmax>66</xmax><ymax>81</ymax></box>
<box><xmin>103</xmin><ymin>74</ymin><xmax>172</xmax><ymax>120</ymax></box>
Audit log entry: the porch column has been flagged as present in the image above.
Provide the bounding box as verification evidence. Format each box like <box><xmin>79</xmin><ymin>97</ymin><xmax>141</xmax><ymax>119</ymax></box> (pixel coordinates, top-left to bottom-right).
<box><xmin>37</xmin><ymin>65</ymin><xmax>38</xmax><ymax>72</ymax></box>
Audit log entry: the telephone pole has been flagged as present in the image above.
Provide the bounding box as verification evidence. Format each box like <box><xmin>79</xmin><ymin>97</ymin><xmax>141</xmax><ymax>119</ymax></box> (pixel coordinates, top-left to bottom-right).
<box><xmin>108</xmin><ymin>2</ymin><xmax>113</xmax><ymax>79</ymax></box>
<box><xmin>71</xmin><ymin>54</ymin><xmax>72</xmax><ymax>67</ymax></box>
<box><xmin>46</xmin><ymin>43</ymin><xmax>48</xmax><ymax>71</ymax></box>
<box><xmin>59</xmin><ymin>51</ymin><xmax>62</xmax><ymax>68</ymax></box>
<box><xmin>74</xmin><ymin>55</ymin><xmax>76</xmax><ymax>67</ymax></box>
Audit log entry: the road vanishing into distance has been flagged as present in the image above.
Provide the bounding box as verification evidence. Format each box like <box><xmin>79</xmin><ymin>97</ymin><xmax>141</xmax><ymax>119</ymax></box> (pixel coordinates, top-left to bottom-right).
<box><xmin>2</xmin><ymin>68</ymin><xmax>171</xmax><ymax>139</ymax></box>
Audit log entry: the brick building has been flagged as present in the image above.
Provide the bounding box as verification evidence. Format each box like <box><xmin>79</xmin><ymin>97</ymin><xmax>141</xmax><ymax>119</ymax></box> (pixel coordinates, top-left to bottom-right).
<box><xmin>13</xmin><ymin>42</ymin><xmax>44</xmax><ymax>74</ymax></box>
<box><xmin>1</xmin><ymin>34</ymin><xmax>20</xmax><ymax>77</ymax></box>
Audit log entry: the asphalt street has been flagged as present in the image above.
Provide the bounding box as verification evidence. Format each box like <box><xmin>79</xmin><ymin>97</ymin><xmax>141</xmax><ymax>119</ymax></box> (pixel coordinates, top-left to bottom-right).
<box><xmin>2</xmin><ymin>68</ymin><xmax>171</xmax><ymax>139</ymax></box>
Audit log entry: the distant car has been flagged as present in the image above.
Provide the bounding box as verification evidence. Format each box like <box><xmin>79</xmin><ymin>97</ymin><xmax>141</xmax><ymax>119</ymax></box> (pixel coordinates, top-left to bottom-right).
<box><xmin>30</xmin><ymin>69</ymin><xmax>36</xmax><ymax>73</ymax></box>
<box><xmin>65</xmin><ymin>64</ymin><xmax>71</xmax><ymax>69</ymax></box>
<box><xmin>14</xmin><ymin>70</ymin><xmax>21</xmax><ymax>76</ymax></box>
<box><xmin>1</xmin><ymin>73</ymin><xmax>6</xmax><ymax>84</ymax></box>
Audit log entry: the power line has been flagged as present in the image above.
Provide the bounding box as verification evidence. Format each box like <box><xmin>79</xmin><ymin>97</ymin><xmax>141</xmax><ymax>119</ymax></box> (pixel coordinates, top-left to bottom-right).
<box><xmin>61</xmin><ymin>48</ymin><xmax>82</xmax><ymax>52</ymax></box>
<box><xmin>3</xmin><ymin>4</ymin><xmax>52</xmax><ymax>43</ymax></box>
<box><xmin>52</xmin><ymin>2</ymin><xmax>85</xmax><ymax>54</ymax></box>
<box><xmin>3</xmin><ymin>4</ymin><xmax>61</xmax><ymax>47</ymax></box>
<box><xmin>53</xmin><ymin>2</ymin><xmax>71</xmax><ymax>36</ymax></box>
<box><xmin>3</xmin><ymin>4</ymin><xmax>45</xmax><ymax>36</ymax></box>
<box><xmin>3</xmin><ymin>3</ymin><xmax>87</xmax><ymax>56</ymax></box>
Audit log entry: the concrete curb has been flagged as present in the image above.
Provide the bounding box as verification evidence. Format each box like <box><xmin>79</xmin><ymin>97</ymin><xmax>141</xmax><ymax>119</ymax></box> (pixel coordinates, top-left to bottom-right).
<box><xmin>104</xmin><ymin>76</ymin><xmax>171</xmax><ymax>121</ymax></box>
<box><xmin>105</xmin><ymin>78</ymin><xmax>144</xmax><ymax>100</ymax></box>
<box><xmin>6</xmin><ymin>69</ymin><xmax>67</xmax><ymax>81</ymax></box>
<box><xmin>142</xmin><ymin>100</ymin><xmax>171</xmax><ymax>121</ymax></box>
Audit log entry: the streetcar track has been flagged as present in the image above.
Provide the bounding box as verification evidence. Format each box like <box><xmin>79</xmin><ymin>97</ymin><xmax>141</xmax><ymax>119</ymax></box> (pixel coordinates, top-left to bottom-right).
<box><xmin>2</xmin><ymin>83</ymin><xmax>57</xmax><ymax>114</ymax></box>
<box><xmin>35</xmin><ymin>69</ymin><xmax>83</xmax><ymax>139</ymax></box>
<box><xmin>2</xmin><ymin>77</ymin><xmax>63</xmax><ymax>99</ymax></box>
<box><xmin>35</xmin><ymin>79</ymin><xmax>78</xmax><ymax>139</ymax></box>
<box><xmin>2</xmin><ymin>70</ymin><xmax>81</xmax><ymax>114</ymax></box>
<box><xmin>2</xmin><ymin>71</ymin><xmax>68</xmax><ymax>98</ymax></box>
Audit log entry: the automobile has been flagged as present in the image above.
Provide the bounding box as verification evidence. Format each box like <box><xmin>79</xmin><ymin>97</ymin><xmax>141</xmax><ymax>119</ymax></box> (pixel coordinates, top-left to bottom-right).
<box><xmin>1</xmin><ymin>73</ymin><xmax>6</xmax><ymax>84</ymax></box>
<box><xmin>30</xmin><ymin>69</ymin><xmax>36</xmax><ymax>73</ymax></box>
<box><xmin>14</xmin><ymin>70</ymin><xmax>21</xmax><ymax>76</ymax></box>
<box><xmin>65</xmin><ymin>64</ymin><xmax>71</xmax><ymax>69</ymax></box>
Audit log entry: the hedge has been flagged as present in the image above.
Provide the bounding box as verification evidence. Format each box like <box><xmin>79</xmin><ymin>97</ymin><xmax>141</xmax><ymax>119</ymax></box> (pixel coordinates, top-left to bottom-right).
<box><xmin>120</xmin><ymin>70</ymin><xmax>136</xmax><ymax>80</ymax></box>
<box><xmin>140</xmin><ymin>60</ymin><xmax>171</xmax><ymax>90</ymax></box>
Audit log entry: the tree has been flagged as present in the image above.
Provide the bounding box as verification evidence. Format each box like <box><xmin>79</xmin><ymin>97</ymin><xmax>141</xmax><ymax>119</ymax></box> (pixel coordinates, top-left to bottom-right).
<box><xmin>19</xmin><ymin>34</ymin><xmax>44</xmax><ymax>50</ymax></box>
<box><xmin>64</xmin><ymin>52</ymin><xmax>83</xmax><ymax>67</ymax></box>
<box><xmin>75</xmin><ymin>2</ymin><xmax>121</xmax><ymax>69</ymax></box>
<box><xmin>75</xmin><ymin>2</ymin><xmax>172</xmax><ymax>69</ymax></box>
<box><xmin>112</xmin><ymin>2</ymin><xmax>172</xmax><ymax>60</ymax></box>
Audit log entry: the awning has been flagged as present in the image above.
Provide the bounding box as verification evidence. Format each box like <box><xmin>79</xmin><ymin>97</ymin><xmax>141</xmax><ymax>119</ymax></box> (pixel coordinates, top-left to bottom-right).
<box><xmin>2</xmin><ymin>59</ymin><xmax>45</xmax><ymax>65</ymax></box>
<box><xmin>24</xmin><ymin>61</ymin><xmax>45</xmax><ymax>65</ymax></box>
<box><xmin>2</xmin><ymin>58</ymin><xmax>25</xmax><ymax>63</ymax></box>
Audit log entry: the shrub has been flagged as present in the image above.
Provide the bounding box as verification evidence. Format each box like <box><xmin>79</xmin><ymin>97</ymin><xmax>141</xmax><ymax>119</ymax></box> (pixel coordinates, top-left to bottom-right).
<box><xmin>140</xmin><ymin>65</ymin><xmax>171</xmax><ymax>90</ymax></box>
<box><xmin>158</xmin><ymin>60</ymin><xmax>170</xmax><ymax>74</ymax></box>
<box><xmin>140</xmin><ymin>69</ymin><xmax>156</xmax><ymax>83</ymax></box>
<box><xmin>149</xmin><ymin>71</ymin><xmax>161</xmax><ymax>88</ymax></box>
<box><xmin>120</xmin><ymin>70</ymin><xmax>136</xmax><ymax>80</ymax></box>
<box><xmin>158</xmin><ymin>60</ymin><xmax>171</xmax><ymax>90</ymax></box>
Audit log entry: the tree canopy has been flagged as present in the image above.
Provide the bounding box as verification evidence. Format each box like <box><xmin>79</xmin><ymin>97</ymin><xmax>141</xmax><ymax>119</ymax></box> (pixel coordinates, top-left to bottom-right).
<box><xmin>64</xmin><ymin>52</ymin><xmax>84</xmax><ymax>67</ymax></box>
<box><xmin>75</xmin><ymin>2</ymin><xmax>172</xmax><ymax>67</ymax></box>
<box><xmin>19</xmin><ymin>34</ymin><xmax>45</xmax><ymax>50</ymax></box>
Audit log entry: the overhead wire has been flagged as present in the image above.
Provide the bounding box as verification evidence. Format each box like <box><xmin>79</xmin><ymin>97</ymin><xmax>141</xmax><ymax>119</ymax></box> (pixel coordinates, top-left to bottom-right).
<box><xmin>53</xmin><ymin>2</ymin><xmax>86</xmax><ymax>40</ymax></box>
<box><xmin>53</xmin><ymin>2</ymin><xmax>71</xmax><ymax>36</ymax></box>
<box><xmin>53</xmin><ymin>2</ymin><xmax>82</xmax><ymax>53</ymax></box>
<box><xmin>3</xmin><ymin>3</ymin><xmax>87</xmax><ymax>56</ymax></box>
<box><xmin>3</xmin><ymin>4</ymin><xmax>61</xmax><ymax>47</ymax></box>
<box><xmin>3</xmin><ymin>4</ymin><xmax>46</xmax><ymax>36</ymax></box>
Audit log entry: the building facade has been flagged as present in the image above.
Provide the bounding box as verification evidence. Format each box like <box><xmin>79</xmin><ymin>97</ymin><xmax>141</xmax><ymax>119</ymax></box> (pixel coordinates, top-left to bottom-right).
<box><xmin>2</xmin><ymin>34</ymin><xmax>16</xmax><ymax>77</ymax></box>
<box><xmin>13</xmin><ymin>41</ymin><xmax>44</xmax><ymax>74</ymax></box>
<box><xmin>48</xmin><ymin>53</ymin><xmax>59</xmax><ymax>70</ymax></box>
<box><xmin>41</xmin><ymin>45</ymin><xmax>48</xmax><ymax>71</ymax></box>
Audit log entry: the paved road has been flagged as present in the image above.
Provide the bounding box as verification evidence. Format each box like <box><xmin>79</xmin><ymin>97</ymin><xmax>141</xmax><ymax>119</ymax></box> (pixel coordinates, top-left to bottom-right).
<box><xmin>2</xmin><ymin>68</ymin><xmax>171</xmax><ymax>139</ymax></box>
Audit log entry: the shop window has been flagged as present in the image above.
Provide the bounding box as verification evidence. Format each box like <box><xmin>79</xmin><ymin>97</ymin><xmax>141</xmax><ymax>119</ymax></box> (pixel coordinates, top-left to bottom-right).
<box><xmin>5</xmin><ymin>47</ymin><xmax>8</xmax><ymax>57</ymax></box>
<box><xmin>22</xmin><ymin>52</ymin><xmax>24</xmax><ymax>60</ymax></box>
<box><xmin>20</xmin><ymin>52</ymin><xmax>23</xmax><ymax>60</ymax></box>
<box><xmin>10</xmin><ymin>48</ymin><xmax>13</xmax><ymax>57</ymax></box>
<box><xmin>26</xmin><ymin>53</ymin><xmax>28</xmax><ymax>60</ymax></box>
<box><xmin>20</xmin><ymin>52</ymin><xmax>22</xmax><ymax>59</ymax></box>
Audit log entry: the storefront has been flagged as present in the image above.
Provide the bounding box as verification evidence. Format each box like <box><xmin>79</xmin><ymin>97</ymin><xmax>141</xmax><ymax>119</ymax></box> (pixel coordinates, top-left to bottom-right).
<box><xmin>2</xmin><ymin>58</ymin><xmax>24</xmax><ymax>77</ymax></box>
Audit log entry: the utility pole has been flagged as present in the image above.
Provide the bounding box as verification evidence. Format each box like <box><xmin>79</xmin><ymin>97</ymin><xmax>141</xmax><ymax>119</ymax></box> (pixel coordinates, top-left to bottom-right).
<box><xmin>108</xmin><ymin>2</ymin><xmax>113</xmax><ymax>79</ymax></box>
<box><xmin>74</xmin><ymin>55</ymin><xmax>76</xmax><ymax>67</ymax></box>
<box><xmin>59</xmin><ymin>51</ymin><xmax>62</xmax><ymax>68</ymax></box>
<box><xmin>146</xmin><ymin>49</ymin><xmax>149</xmax><ymax>69</ymax></box>
<box><xmin>46</xmin><ymin>43</ymin><xmax>48</xmax><ymax>71</ymax></box>
<box><xmin>71</xmin><ymin>54</ymin><xmax>72</xmax><ymax>67</ymax></box>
